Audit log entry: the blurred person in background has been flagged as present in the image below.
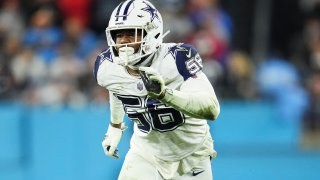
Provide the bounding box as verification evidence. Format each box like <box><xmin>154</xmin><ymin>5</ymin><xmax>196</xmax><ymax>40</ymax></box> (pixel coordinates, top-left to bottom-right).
<box><xmin>95</xmin><ymin>0</ymin><xmax>220</xmax><ymax>179</ymax></box>
<box><xmin>44</xmin><ymin>41</ymin><xmax>87</xmax><ymax>107</ymax></box>
<box><xmin>302</xmin><ymin>70</ymin><xmax>320</xmax><ymax>149</ymax></box>
<box><xmin>184</xmin><ymin>0</ymin><xmax>232</xmax><ymax>97</ymax></box>
<box><xmin>222</xmin><ymin>51</ymin><xmax>257</xmax><ymax>99</ymax></box>
<box><xmin>290</xmin><ymin>2</ymin><xmax>320</xmax><ymax>148</ymax></box>
<box><xmin>292</xmin><ymin>2</ymin><xmax>320</xmax><ymax>78</ymax></box>
<box><xmin>10</xmin><ymin>47</ymin><xmax>47</xmax><ymax>104</ymax></box>
<box><xmin>0</xmin><ymin>0</ymin><xmax>24</xmax><ymax>40</ymax></box>
<box><xmin>21</xmin><ymin>0</ymin><xmax>62</xmax><ymax>25</ymax></box>
<box><xmin>12</xmin><ymin>4</ymin><xmax>64</xmax><ymax>105</ymax></box>
<box><xmin>153</xmin><ymin>0</ymin><xmax>193</xmax><ymax>43</ymax></box>
<box><xmin>0</xmin><ymin>0</ymin><xmax>24</xmax><ymax>99</ymax></box>
<box><xmin>23</xmin><ymin>5</ymin><xmax>63</xmax><ymax>64</ymax></box>
<box><xmin>186</xmin><ymin>0</ymin><xmax>233</xmax><ymax>44</ymax></box>
<box><xmin>63</xmin><ymin>17</ymin><xmax>98</xmax><ymax>61</ymax></box>
<box><xmin>185</xmin><ymin>0</ymin><xmax>232</xmax><ymax>63</ymax></box>
<box><xmin>56</xmin><ymin>0</ymin><xmax>91</xmax><ymax>27</ymax></box>
<box><xmin>256</xmin><ymin>58</ymin><xmax>308</xmax><ymax>125</ymax></box>
<box><xmin>62</xmin><ymin>17</ymin><xmax>100</xmax><ymax>105</ymax></box>
<box><xmin>90</xmin><ymin>0</ymin><xmax>119</xmax><ymax>33</ymax></box>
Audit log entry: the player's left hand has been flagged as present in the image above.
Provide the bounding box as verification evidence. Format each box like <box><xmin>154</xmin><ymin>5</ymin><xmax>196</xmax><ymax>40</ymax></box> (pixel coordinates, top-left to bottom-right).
<box><xmin>139</xmin><ymin>67</ymin><xmax>166</xmax><ymax>99</ymax></box>
<box><xmin>102</xmin><ymin>123</ymin><xmax>127</xmax><ymax>159</ymax></box>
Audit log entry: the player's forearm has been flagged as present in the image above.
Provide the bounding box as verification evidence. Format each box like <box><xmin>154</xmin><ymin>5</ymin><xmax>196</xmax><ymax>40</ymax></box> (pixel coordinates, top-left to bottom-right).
<box><xmin>109</xmin><ymin>92</ymin><xmax>125</xmax><ymax>124</ymax></box>
<box><xmin>160</xmin><ymin>89</ymin><xmax>220</xmax><ymax>120</ymax></box>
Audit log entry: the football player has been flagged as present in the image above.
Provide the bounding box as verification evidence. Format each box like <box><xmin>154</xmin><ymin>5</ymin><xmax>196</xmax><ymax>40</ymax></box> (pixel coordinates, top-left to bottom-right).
<box><xmin>94</xmin><ymin>0</ymin><xmax>220</xmax><ymax>179</ymax></box>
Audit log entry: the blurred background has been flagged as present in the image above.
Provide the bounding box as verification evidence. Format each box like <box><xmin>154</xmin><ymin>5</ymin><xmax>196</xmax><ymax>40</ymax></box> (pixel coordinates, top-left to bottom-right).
<box><xmin>1</xmin><ymin>0</ymin><xmax>320</xmax><ymax>179</ymax></box>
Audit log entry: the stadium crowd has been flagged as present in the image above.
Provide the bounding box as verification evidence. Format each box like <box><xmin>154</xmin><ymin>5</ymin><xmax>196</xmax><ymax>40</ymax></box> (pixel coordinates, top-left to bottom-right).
<box><xmin>0</xmin><ymin>0</ymin><xmax>320</xmax><ymax>146</ymax></box>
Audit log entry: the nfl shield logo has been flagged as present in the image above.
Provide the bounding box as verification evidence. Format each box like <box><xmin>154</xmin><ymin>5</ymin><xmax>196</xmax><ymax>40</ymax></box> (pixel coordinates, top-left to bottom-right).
<box><xmin>137</xmin><ymin>82</ymin><xmax>144</xmax><ymax>91</ymax></box>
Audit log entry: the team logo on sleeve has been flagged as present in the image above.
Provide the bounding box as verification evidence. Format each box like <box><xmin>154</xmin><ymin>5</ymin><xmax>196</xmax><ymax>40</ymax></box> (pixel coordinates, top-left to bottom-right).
<box><xmin>168</xmin><ymin>43</ymin><xmax>188</xmax><ymax>58</ymax></box>
<box><xmin>137</xmin><ymin>82</ymin><xmax>144</xmax><ymax>91</ymax></box>
<box><xmin>99</xmin><ymin>49</ymin><xmax>113</xmax><ymax>62</ymax></box>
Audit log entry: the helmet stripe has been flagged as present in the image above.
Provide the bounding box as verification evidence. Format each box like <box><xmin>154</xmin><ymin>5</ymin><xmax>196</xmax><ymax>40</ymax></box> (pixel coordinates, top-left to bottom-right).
<box><xmin>123</xmin><ymin>0</ymin><xmax>134</xmax><ymax>21</ymax></box>
<box><xmin>115</xmin><ymin>1</ymin><xmax>125</xmax><ymax>21</ymax></box>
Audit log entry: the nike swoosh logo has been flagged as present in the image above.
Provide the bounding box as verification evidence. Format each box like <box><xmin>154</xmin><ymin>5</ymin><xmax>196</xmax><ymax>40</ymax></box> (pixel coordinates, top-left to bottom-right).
<box><xmin>186</xmin><ymin>48</ymin><xmax>192</xmax><ymax>58</ymax></box>
<box><xmin>192</xmin><ymin>170</ymin><xmax>205</xmax><ymax>176</ymax></box>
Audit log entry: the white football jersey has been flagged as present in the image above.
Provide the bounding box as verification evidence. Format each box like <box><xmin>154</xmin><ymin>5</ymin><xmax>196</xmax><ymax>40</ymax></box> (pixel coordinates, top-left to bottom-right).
<box><xmin>94</xmin><ymin>42</ymin><xmax>215</xmax><ymax>166</ymax></box>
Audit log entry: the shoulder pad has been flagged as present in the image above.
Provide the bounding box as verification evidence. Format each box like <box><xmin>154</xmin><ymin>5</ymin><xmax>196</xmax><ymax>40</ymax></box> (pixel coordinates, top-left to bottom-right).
<box><xmin>168</xmin><ymin>43</ymin><xmax>203</xmax><ymax>80</ymax></box>
<box><xmin>93</xmin><ymin>48</ymin><xmax>113</xmax><ymax>82</ymax></box>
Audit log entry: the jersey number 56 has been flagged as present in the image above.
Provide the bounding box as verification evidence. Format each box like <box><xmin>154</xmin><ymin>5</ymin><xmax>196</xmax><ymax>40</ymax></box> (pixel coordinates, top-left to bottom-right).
<box><xmin>115</xmin><ymin>95</ymin><xmax>185</xmax><ymax>133</ymax></box>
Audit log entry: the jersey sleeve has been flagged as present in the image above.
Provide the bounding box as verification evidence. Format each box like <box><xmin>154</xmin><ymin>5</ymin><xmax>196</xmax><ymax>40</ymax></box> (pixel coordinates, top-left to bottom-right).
<box><xmin>93</xmin><ymin>48</ymin><xmax>113</xmax><ymax>83</ymax></box>
<box><xmin>161</xmin><ymin>71</ymin><xmax>220</xmax><ymax>120</ymax></box>
<box><xmin>169</xmin><ymin>43</ymin><xmax>203</xmax><ymax>81</ymax></box>
<box><xmin>109</xmin><ymin>91</ymin><xmax>125</xmax><ymax>124</ymax></box>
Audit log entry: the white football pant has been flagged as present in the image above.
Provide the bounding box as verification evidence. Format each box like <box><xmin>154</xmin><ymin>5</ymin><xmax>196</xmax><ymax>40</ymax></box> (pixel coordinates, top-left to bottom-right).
<box><xmin>118</xmin><ymin>148</ymin><xmax>213</xmax><ymax>180</ymax></box>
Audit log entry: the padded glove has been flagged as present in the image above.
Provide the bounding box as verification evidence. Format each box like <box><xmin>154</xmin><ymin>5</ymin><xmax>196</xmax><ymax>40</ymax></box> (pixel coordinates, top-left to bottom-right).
<box><xmin>102</xmin><ymin>123</ymin><xmax>127</xmax><ymax>159</ymax></box>
<box><xmin>139</xmin><ymin>66</ymin><xmax>166</xmax><ymax>99</ymax></box>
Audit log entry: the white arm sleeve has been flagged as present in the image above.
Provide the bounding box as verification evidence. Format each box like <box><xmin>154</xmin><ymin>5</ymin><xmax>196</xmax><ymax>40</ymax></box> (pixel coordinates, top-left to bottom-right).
<box><xmin>161</xmin><ymin>72</ymin><xmax>220</xmax><ymax>120</ymax></box>
<box><xmin>109</xmin><ymin>92</ymin><xmax>125</xmax><ymax>124</ymax></box>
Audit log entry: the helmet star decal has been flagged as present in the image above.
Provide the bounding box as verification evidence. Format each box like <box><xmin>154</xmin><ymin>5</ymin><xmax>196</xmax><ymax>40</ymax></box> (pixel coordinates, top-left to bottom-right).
<box><xmin>141</xmin><ymin>1</ymin><xmax>160</xmax><ymax>21</ymax></box>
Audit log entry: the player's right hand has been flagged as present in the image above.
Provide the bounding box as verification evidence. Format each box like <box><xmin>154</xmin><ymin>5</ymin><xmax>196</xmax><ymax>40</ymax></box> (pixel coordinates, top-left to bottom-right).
<box><xmin>102</xmin><ymin>123</ymin><xmax>127</xmax><ymax>159</ymax></box>
<box><xmin>139</xmin><ymin>66</ymin><xmax>166</xmax><ymax>99</ymax></box>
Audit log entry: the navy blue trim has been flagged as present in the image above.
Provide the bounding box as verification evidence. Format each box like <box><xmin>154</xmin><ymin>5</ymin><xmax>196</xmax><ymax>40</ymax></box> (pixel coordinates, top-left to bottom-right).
<box><xmin>93</xmin><ymin>57</ymin><xmax>100</xmax><ymax>82</ymax></box>
<box><xmin>93</xmin><ymin>49</ymin><xmax>112</xmax><ymax>82</ymax></box>
<box><xmin>169</xmin><ymin>44</ymin><xmax>202</xmax><ymax>80</ymax></box>
<box><xmin>123</xmin><ymin>0</ymin><xmax>134</xmax><ymax>21</ymax></box>
<box><xmin>115</xmin><ymin>1</ymin><xmax>125</xmax><ymax>21</ymax></box>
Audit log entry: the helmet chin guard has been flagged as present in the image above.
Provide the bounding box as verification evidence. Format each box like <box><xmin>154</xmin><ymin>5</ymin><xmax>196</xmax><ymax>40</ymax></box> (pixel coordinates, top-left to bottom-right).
<box><xmin>117</xmin><ymin>46</ymin><xmax>135</xmax><ymax>67</ymax></box>
<box><xmin>106</xmin><ymin>0</ymin><xmax>167</xmax><ymax>68</ymax></box>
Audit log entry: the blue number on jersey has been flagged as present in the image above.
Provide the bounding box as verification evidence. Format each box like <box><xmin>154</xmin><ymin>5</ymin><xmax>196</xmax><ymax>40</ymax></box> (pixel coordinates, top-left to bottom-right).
<box><xmin>169</xmin><ymin>43</ymin><xmax>203</xmax><ymax>80</ymax></box>
<box><xmin>114</xmin><ymin>94</ymin><xmax>185</xmax><ymax>133</ymax></box>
